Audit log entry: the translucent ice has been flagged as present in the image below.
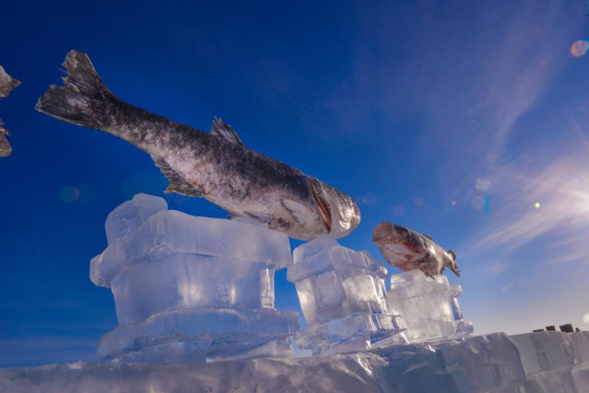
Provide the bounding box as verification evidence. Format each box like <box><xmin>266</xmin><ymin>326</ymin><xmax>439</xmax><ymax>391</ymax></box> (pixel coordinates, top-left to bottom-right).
<box><xmin>110</xmin><ymin>254</ymin><xmax>276</xmax><ymax>325</ymax></box>
<box><xmin>289</xmin><ymin>238</ymin><xmax>389</xmax><ymax>326</ymax></box>
<box><xmin>0</xmin><ymin>332</ymin><xmax>541</xmax><ymax>393</ymax></box>
<box><xmin>92</xmin><ymin>207</ymin><xmax>292</xmax><ymax>288</ymax></box>
<box><xmin>98</xmin><ymin>308</ymin><xmax>299</xmax><ymax>362</ymax></box>
<box><xmin>105</xmin><ymin>193</ymin><xmax>168</xmax><ymax>245</ymax></box>
<box><xmin>510</xmin><ymin>330</ymin><xmax>589</xmax><ymax>393</ymax></box>
<box><xmin>288</xmin><ymin>237</ymin><xmax>406</xmax><ymax>355</ymax></box>
<box><xmin>387</xmin><ymin>270</ymin><xmax>473</xmax><ymax>342</ymax></box>
<box><xmin>91</xmin><ymin>194</ymin><xmax>297</xmax><ymax>363</ymax></box>
<box><xmin>4</xmin><ymin>331</ymin><xmax>589</xmax><ymax>392</ymax></box>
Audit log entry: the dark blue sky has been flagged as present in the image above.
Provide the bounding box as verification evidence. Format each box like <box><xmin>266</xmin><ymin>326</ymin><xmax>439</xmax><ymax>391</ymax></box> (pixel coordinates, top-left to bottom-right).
<box><xmin>1</xmin><ymin>0</ymin><xmax>589</xmax><ymax>367</ymax></box>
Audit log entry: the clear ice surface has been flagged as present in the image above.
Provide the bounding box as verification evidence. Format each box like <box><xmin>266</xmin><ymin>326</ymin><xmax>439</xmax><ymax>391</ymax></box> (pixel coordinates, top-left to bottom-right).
<box><xmin>288</xmin><ymin>237</ymin><xmax>407</xmax><ymax>355</ymax></box>
<box><xmin>8</xmin><ymin>332</ymin><xmax>589</xmax><ymax>392</ymax></box>
<box><xmin>104</xmin><ymin>193</ymin><xmax>168</xmax><ymax>245</ymax></box>
<box><xmin>110</xmin><ymin>254</ymin><xmax>276</xmax><ymax>325</ymax></box>
<box><xmin>98</xmin><ymin>308</ymin><xmax>299</xmax><ymax>362</ymax></box>
<box><xmin>92</xmin><ymin>195</ymin><xmax>291</xmax><ymax>288</ymax></box>
<box><xmin>91</xmin><ymin>194</ymin><xmax>297</xmax><ymax>363</ymax></box>
<box><xmin>510</xmin><ymin>330</ymin><xmax>589</xmax><ymax>393</ymax></box>
<box><xmin>387</xmin><ymin>269</ymin><xmax>473</xmax><ymax>342</ymax></box>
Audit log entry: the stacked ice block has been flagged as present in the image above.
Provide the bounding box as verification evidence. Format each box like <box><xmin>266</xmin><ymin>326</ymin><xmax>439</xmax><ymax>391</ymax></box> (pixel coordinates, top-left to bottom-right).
<box><xmin>386</xmin><ymin>270</ymin><xmax>473</xmax><ymax>342</ymax></box>
<box><xmin>510</xmin><ymin>330</ymin><xmax>589</xmax><ymax>392</ymax></box>
<box><xmin>287</xmin><ymin>237</ymin><xmax>407</xmax><ymax>356</ymax></box>
<box><xmin>91</xmin><ymin>194</ymin><xmax>299</xmax><ymax>363</ymax></box>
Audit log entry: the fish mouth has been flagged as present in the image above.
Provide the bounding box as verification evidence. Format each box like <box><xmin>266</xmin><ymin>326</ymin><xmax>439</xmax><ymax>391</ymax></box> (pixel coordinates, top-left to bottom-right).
<box><xmin>373</xmin><ymin>222</ymin><xmax>395</xmax><ymax>244</ymax></box>
<box><xmin>309</xmin><ymin>177</ymin><xmax>332</xmax><ymax>233</ymax></box>
<box><xmin>372</xmin><ymin>221</ymin><xmax>408</xmax><ymax>245</ymax></box>
<box><xmin>372</xmin><ymin>222</ymin><xmax>424</xmax><ymax>262</ymax></box>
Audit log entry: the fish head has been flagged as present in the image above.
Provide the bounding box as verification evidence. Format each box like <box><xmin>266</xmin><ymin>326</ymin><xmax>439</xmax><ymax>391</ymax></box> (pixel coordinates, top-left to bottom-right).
<box><xmin>309</xmin><ymin>177</ymin><xmax>360</xmax><ymax>239</ymax></box>
<box><xmin>372</xmin><ymin>222</ymin><xmax>427</xmax><ymax>265</ymax></box>
<box><xmin>446</xmin><ymin>250</ymin><xmax>461</xmax><ymax>277</ymax></box>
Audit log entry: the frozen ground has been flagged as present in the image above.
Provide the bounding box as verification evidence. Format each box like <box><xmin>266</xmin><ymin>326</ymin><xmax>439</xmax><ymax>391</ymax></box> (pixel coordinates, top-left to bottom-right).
<box><xmin>1</xmin><ymin>331</ymin><xmax>589</xmax><ymax>393</ymax></box>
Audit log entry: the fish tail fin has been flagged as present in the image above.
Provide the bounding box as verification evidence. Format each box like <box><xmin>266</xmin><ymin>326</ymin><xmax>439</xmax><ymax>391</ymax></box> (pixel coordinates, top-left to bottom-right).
<box><xmin>36</xmin><ymin>50</ymin><xmax>117</xmax><ymax>130</ymax></box>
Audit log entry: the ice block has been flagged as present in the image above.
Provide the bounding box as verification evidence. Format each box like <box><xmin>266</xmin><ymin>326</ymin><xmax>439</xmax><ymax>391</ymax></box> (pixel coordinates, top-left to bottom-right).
<box><xmin>91</xmin><ymin>194</ymin><xmax>298</xmax><ymax>363</ymax></box>
<box><xmin>386</xmin><ymin>270</ymin><xmax>473</xmax><ymax>342</ymax></box>
<box><xmin>288</xmin><ymin>237</ymin><xmax>407</xmax><ymax>355</ymax></box>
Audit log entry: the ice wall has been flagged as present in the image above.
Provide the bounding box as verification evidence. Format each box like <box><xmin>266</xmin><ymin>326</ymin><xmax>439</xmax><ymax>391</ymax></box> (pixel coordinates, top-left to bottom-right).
<box><xmin>288</xmin><ymin>237</ymin><xmax>407</xmax><ymax>355</ymax></box>
<box><xmin>90</xmin><ymin>194</ymin><xmax>299</xmax><ymax>363</ymax></box>
<box><xmin>510</xmin><ymin>330</ymin><xmax>589</xmax><ymax>392</ymax></box>
<box><xmin>2</xmin><ymin>332</ymin><xmax>566</xmax><ymax>393</ymax></box>
<box><xmin>387</xmin><ymin>270</ymin><xmax>473</xmax><ymax>342</ymax></box>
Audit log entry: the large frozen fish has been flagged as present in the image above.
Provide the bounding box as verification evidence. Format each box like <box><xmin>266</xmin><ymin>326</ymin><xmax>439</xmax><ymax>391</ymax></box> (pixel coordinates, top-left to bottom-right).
<box><xmin>36</xmin><ymin>50</ymin><xmax>360</xmax><ymax>240</ymax></box>
<box><xmin>0</xmin><ymin>66</ymin><xmax>21</xmax><ymax>157</ymax></box>
<box><xmin>372</xmin><ymin>222</ymin><xmax>460</xmax><ymax>277</ymax></box>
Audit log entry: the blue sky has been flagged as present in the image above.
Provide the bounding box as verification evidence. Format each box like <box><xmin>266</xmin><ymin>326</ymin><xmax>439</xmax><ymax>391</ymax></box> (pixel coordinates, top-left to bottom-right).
<box><xmin>1</xmin><ymin>0</ymin><xmax>589</xmax><ymax>367</ymax></box>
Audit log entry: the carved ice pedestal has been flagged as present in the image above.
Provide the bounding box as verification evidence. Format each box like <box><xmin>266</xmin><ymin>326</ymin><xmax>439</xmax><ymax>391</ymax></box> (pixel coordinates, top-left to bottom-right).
<box><xmin>386</xmin><ymin>270</ymin><xmax>473</xmax><ymax>343</ymax></box>
<box><xmin>91</xmin><ymin>194</ymin><xmax>299</xmax><ymax>363</ymax></box>
<box><xmin>287</xmin><ymin>237</ymin><xmax>407</xmax><ymax>356</ymax></box>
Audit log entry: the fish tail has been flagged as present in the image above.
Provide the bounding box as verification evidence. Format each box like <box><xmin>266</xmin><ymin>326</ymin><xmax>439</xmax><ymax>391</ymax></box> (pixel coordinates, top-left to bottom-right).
<box><xmin>36</xmin><ymin>50</ymin><xmax>117</xmax><ymax>130</ymax></box>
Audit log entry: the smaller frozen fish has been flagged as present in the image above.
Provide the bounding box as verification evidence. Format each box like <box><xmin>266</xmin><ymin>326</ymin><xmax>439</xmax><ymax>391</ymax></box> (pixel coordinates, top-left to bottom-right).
<box><xmin>372</xmin><ymin>221</ymin><xmax>460</xmax><ymax>277</ymax></box>
<box><xmin>0</xmin><ymin>66</ymin><xmax>21</xmax><ymax>157</ymax></box>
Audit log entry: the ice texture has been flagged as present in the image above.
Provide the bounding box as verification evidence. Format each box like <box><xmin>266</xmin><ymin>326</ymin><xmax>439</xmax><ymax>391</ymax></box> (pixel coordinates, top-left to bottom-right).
<box><xmin>110</xmin><ymin>254</ymin><xmax>275</xmax><ymax>325</ymax></box>
<box><xmin>387</xmin><ymin>270</ymin><xmax>473</xmax><ymax>342</ymax></box>
<box><xmin>510</xmin><ymin>330</ymin><xmax>589</xmax><ymax>392</ymax></box>
<box><xmin>288</xmin><ymin>237</ymin><xmax>407</xmax><ymax>355</ymax></box>
<box><xmin>91</xmin><ymin>194</ymin><xmax>298</xmax><ymax>363</ymax></box>
<box><xmin>98</xmin><ymin>308</ymin><xmax>299</xmax><ymax>362</ymax></box>
<box><xmin>104</xmin><ymin>193</ymin><xmax>168</xmax><ymax>245</ymax></box>
<box><xmin>92</xmin><ymin>198</ymin><xmax>291</xmax><ymax>288</ymax></box>
<box><xmin>374</xmin><ymin>332</ymin><xmax>526</xmax><ymax>392</ymax></box>
<box><xmin>0</xmin><ymin>332</ymin><xmax>558</xmax><ymax>393</ymax></box>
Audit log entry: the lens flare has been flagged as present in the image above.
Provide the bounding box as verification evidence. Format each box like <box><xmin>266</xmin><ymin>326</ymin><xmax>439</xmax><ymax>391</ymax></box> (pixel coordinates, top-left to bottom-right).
<box><xmin>534</xmin><ymin>202</ymin><xmax>541</xmax><ymax>209</ymax></box>
<box><xmin>471</xmin><ymin>196</ymin><xmax>484</xmax><ymax>210</ymax></box>
<box><xmin>392</xmin><ymin>205</ymin><xmax>405</xmax><ymax>217</ymax></box>
<box><xmin>60</xmin><ymin>186</ymin><xmax>80</xmax><ymax>203</ymax></box>
<box><xmin>570</xmin><ymin>39</ymin><xmax>589</xmax><ymax>58</ymax></box>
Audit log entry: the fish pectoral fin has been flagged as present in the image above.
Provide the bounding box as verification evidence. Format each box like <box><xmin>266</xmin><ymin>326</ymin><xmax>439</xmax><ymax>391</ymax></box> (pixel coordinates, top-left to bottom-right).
<box><xmin>152</xmin><ymin>156</ymin><xmax>202</xmax><ymax>197</ymax></box>
<box><xmin>282</xmin><ymin>200</ymin><xmax>314</xmax><ymax>228</ymax></box>
<box><xmin>210</xmin><ymin>117</ymin><xmax>244</xmax><ymax>147</ymax></box>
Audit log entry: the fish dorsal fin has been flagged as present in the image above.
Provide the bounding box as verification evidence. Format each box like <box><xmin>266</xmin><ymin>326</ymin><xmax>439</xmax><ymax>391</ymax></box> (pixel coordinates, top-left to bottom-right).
<box><xmin>210</xmin><ymin>117</ymin><xmax>244</xmax><ymax>147</ymax></box>
<box><xmin>424</xmin><ymin>234</ymin><xmax>432</xmax><ymax>240</ymax></box>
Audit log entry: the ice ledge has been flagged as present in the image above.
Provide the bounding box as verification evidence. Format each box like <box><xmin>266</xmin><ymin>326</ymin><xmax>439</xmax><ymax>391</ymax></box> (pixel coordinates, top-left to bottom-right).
<box><xmin>4</xmin><ymin>332</ymin><xmax>589</xmax><ymax>392</ymax></box>
<box><xmin>98</xmin><ymin>308</ymin><xmax>300</xmax><ymax>361</ymax></box>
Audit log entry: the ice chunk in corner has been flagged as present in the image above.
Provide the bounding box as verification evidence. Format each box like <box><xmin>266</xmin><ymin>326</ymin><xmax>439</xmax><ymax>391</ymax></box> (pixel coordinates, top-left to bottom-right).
<box><xmin>509</xmin><ymin>330</ymin><xmax>589</xmax><ymax>392</ymax></box>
